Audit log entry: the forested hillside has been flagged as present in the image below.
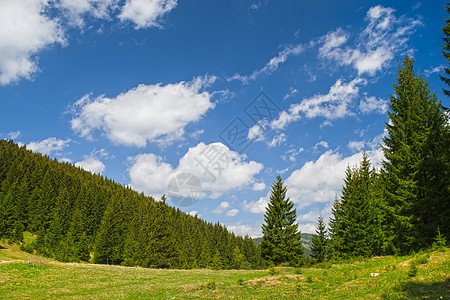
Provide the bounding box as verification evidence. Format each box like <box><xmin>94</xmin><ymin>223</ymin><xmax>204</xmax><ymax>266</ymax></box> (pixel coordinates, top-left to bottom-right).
<box><xmin>0</xmin><ymin>139</ymin><xmax>261</xmax><ymax>269</ymax></box>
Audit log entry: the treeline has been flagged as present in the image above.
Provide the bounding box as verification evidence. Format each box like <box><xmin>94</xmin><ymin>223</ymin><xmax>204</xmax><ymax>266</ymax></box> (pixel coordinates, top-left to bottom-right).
<box><xmin>0</xmin><ymin>139</ymin><xmax>261</xmax><ymax>269</ymax></box>
<box><xmin>310</xmin><ymin>56</ymin><xmax>449</xmax><ymax>262</ymax></box>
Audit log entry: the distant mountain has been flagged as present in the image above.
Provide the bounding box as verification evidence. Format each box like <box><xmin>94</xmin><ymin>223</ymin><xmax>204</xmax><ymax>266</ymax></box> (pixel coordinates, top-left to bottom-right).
<box><xmin>252</xmin><ymin>233</ymin><xmax>314</xmax><ymax>257</ymax></box>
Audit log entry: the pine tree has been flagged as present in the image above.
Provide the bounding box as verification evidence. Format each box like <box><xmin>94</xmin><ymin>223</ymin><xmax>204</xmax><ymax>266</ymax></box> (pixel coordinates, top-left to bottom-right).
<box><xmin>329</xmin><ymin>153</ymin><xmax>385</xmax><ymax>258</ymax></box>
<box><xmin>261</xmin><ymin>176</ymin><xmax>303</xmax><ymax>266</ymax></box>
<box><xmin>441</xmin><ymin>2</ymin><xmax>450</xmax><ymax>97</ymax></box>
<box><xmin>310</xmin><ymin>215</ymin><xmax>328</xmax><ymax>263</ymax></box>
<box><xmin>382</xmin><ymin>55</ymin><xmax>450</xmax><ymax>253</ymax></box>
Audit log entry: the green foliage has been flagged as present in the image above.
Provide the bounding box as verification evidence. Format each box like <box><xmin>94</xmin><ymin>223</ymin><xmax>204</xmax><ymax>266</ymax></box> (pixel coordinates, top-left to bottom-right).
<box><xmin>267</xmin><ymin>267</ymin><xmax>279</xmax><ymax>275</ymax></box>
<box><xmin>382</xmin><ymin>55</ymin><xmax>450</xmax><ymax>253</ymax></box>
<box><xmin>261</xmin><ymin>176</ymin><xmax>303</xmax><ymax>267</ymax></box>
<box><xmin>0</xmin><ymin>139</ymin><xmax>260</xmax><ymax>270</ymax></box>
<box><xmin>310</xmin><ymin>215</ymin><xmax>328</xmax><ymax>263</ymax></box>
<box><xmin>441</xmin><ymin>2</ymin><xmax>450</xmax><ymax>97</ymax></box>
<box><xmin>329</xmin><ymin>153</ymin><xmax>385</xmax><ymax>258</ymax></box>
<box><xmin>206</xmin><ymin>280</ymin><xmax>216</xmax><ymax>290</ymax></box>
<box><xmin>432</xmin><ymin>228</ymin><xmax>448</xmax><ymax>251</ymax></box>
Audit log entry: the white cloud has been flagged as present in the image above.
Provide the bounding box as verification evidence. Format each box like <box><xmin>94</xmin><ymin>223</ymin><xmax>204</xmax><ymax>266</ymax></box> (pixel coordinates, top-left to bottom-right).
<box><xmin>348</xmin><ymin>131</ymin><xmax>387</xmax><ymax>153</ymax></box>
<box><xmin>74</xmin><ymin>148</ymin><xmax>111</xmax><ymax>174</ymax></box>
<box><xmin>188</xmin><ymin>210</ymin><xmax>201</xmax><ymax>217</ymax></box>
<box><xmin>57</xmin><ymin>0</ymin><xmax>119</xmax><ymax>27</ymax></box>
<box><xmin>128</xmin><ymin>142</ymin><xmax>264</xmax><ymax>200</ymax></box>
<box><xmin>118</xmin><ymin>0</ymin><xmax>177</xmax><ymax>29</ymax></box>
<box><xmin>225</xmin><ymin>222</ymin><xmax>261</xmax><ymax>238</ymax></box>
<box><xmin>7</xmin><ymin>131</ymin><xmax>21</xmax><ymax>140</ymax></box>
<box><xmin>252</xmin><ymin>182</ymin><xmax>266</xmax><ymax>191</ymax></box>
<box><xmin>70</xmin><ymin>76</ymin><xmax>215</xmax><ymax>147</ymax></box>
<box><xmin>424</xmin><ymin>65</ymin><xmax>445</xmax><ymax>77</ymax></box>
<box><xmin>247</xmin><ymin>122</ymin><xmax>266</xmax><ymax>142</ymax></box>
<box><xmin>348</xmin><ymin>140</ymin><xmax>366</xmax><ymax>152</ymax></box>
<box><xmin>271</xmin><ymin>78</ymin><xmax>364</xmax><ymax>130</ymax></box>
<box><xmin>298</xmin><ymin>224</ymin><xmax>314</xmax><ymax>234</ymax></box>
<box><xmin>226</xmin><ymin>208</ymin><xmax>239</xmax><ymax>217</ymax></box>
<box><xmin>27</xmin><ymin>137</ymin><xmax>71</xmax><ymax>156</ymax></box>
<box><xmin>283</xmin><ymin>87</ymin><xmax>299</xmax><ymax>100</ymax></box>
<box><xmin>318</xmin><ymin>5</ymin><xmax>421</xmax><ymax>76</ymax></box>
<box><xmin>213</xmin><ymin>201</ymin><xmax>230</xmax><ymax>214</ymax></box>
<box><xmin>318</xmin><ymin>27</ymin><xmax>349</xmax><ymax>58</ymax></box>
<box><xmin>268</xmin><ymin>133</ymin><xmax>286</xmax><ymax>148</ymax></box>
<box><xmin>313</xmin><ymin>141</ymin><xmax>329</xmax><ymax>150</ymax></box>
<box><xmin>228</xmin><ymin>44</ymin><xmax>303</xmax><ymax>84</ymax></box>
<box><xmin>285</xmin><ymin>149</ymin><xmax>384</xmax><ymax>209</ymax></box>
<box><xmin>243</xmin><ymin>196</ymin><xmax>268</xmax><ymax>214</ymax></box>
<box><xmin>359</xmin><ymin>96</ymin><xmax>388</xmax><ymax>114</ymax></box>
<box><xmin>282</xmin><ymin>146</ymin><xmax>304</xmax><ymax>162</ymax></box>
<box><xmin>0</xmin><ymin>0</ymin><xmax>65</xmax><ymax>85</ymax></box>
<box><xmin>75</xmin><ymin>156</ymin><xmax>106</xmax><ymax>174</ymax></box>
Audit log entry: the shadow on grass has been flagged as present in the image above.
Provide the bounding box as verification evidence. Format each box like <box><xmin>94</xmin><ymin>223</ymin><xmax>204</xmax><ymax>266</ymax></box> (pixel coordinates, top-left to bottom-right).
<box><xmin>395</xmin><ymin>278</ymin><xmax>450</xmax><ymax>299</ymax></box>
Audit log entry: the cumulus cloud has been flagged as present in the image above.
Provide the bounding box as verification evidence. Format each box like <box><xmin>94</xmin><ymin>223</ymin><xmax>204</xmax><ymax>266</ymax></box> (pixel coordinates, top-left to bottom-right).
<box><xmin>118</xmin><ymin>0</ymin><xmax>177</xmax><ymax>29</ymax></box>
<box><xmin>0</xmin><ymin>0</ymin><xmax>179</xmax><ymax>85</ymax></box>
<box><xmin>318</xmin><ymin>5</ymin><xmax>421</xmax><ymax>75</ymax></box>
<box><xmin>285</xmin><ymin>149</ymin><xmax>384</xmax><ymax>209</ymax></box>
<box><xmin>57</xmin><ymin>0</ymin><xmax>119</xmax><ymax>27</ymax></box>
<box><xmin>247</xmin><ymin>122</ymin><xmax>266</xmax><ymax>142</ymax></box>
<box><xmin>226</xmin><ymin>208</ymin><xmax>239</xmax><ymax>217</ymax></box>
<box><xmin>252</xmin><ymin>182</ymin><xmax>266</xmax><ymax>191</ymax></box>
<box><xmin>75</xmin><ymin>148</ymin><xmax>111</xmax><ymax>174</ymax></box>
<box><xmin>268</xmin><ymin>133</ymin><xmax>286</xmax><ymax>148</ymax></box>
<box><xmin>348</xmin><ymin>131</ymin><xmax>387</xmax><ymax>153</ymax></box>
<box><xmin>271</xmin><ymin>77</ymin><xmax>364</xmax><ymax>130</ymax></box>
<box><xmin>213</xmin><ymin>201</ymin><xmax>230</xmax><ymax>214</ymax></box>
<box><xmin>313</xmin><ymin>141</ymin><xmax>329</xmax><ymax>150</ymax></box>
<box><xmin>348</xmin><ymin>140</ymin><xmax>366</xmax><ymax>152</ymax></box>
<box><xmin>70</xmin><ymin>76</ymin><xmax>215</xmax><ymax>147</ymax></box>
<box><xmin>128</xmin><ymin>142</ymin><xmax>263</xmax><ymax>200</ymax></box>
<box><xmin>243</xmin><ymin>196</ymin><xmax>268</xmax><ymax>214</ymax></box>
<box><xmin>188</xmin><ymin>210</ymin><xmax>201</xmax><ymax>217</ymax></box>
<box><xmin>225</xmin><ymin>222</ymin><xmax>261</xmax><ymax>238</ymax></box>
<box><xmin>27</xmin><ymin>137</ymin><xmax>71</xmax><ymax>156</ymax></box>
<box><xmin>228</xmin><ymin>44</ymin><xmax>303</xmax><ymax>84</ymax></box>
<box><xmin>75</xmin><ymin>156</ymin><xmax>106</xmax><ymax>174</ymax></box>
<box><xmin>359</xmin><ymin>96</ymin><xmax>388</xmax><ymax>114</ymax></box>
<box><xmin>0</xmin><ymin>0</ymin><xmax>65</xmax><ymax>85</ymax></box>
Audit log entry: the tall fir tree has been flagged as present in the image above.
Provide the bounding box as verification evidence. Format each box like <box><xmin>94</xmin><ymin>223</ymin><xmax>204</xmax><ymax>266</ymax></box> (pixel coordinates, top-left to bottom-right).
<box><xmin>329</xmin><ymin>153</ymin><xmax>385</xmax><ymax>258</ymax></box>
<box><xmin>310</xmin><ymin>215</ymin><xmax>328</xmax><ymax>263</ymax></box>
<box><xmin>441</xmin><ymin>2</ymin><xmax>450</xmax><ymax>97</ymax></box>
<box><xmin>382</xmin><ymin>55</ymin><xmax>450</xmax><ymax>253</ymax></box>
<box><xmin>261</xmin><ymin>176</ymin><xmax>303</xmax><ymax>266</ymax></box>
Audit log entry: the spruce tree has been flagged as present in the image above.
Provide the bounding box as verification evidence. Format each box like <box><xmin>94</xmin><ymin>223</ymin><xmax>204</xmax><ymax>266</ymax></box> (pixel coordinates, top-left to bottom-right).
<box><xmin>329</xmin><ymin>153</ymin><xmax>385</xmax><ymax>258</ymax></box>
<box><xmin>382</xmin><ymin>55</ymin><xmax>450</xmax><ymax>253</ymax></box>
<box><xmin>310</xmin><ymin>215</ymin><xmax>328</xmax><ymax>263</ymax></box>
<box><xmin>261</xmin><ymin>176</ymin><xmax>303</xmax><ymax>266</ymax></box>
<box><xmin>441</xmin><ymin>2</ymin><xmax>450</xmax><ymax>97</ymax></box>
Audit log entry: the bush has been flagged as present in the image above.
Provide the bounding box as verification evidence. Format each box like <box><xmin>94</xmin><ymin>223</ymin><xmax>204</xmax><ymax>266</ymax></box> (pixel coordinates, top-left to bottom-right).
<box><xmin>267</xmin><ymin>267</ymin><xmax>279</xmax><ymax>275</ymax></box>
<box><xmin>19</xmin><ymin>243</ymin><xmax>34</xmax><ymax>254</ymax></box>
<box><xmin>408</xmin><ymin>264</ymin><xmax>418</xmax><ymax>277</ymax></box>
<box><xmin>206</xmin><ymin>280</ymin><xmax>216</xmax><ymax>290</ymax></box>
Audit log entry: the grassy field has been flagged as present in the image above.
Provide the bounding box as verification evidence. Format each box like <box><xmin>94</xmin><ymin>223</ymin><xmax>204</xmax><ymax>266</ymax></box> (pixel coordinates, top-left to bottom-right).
<box><xmin>0</xmin><ymin>240</ymin><xmax>448</xmax><ymax>299</ymax></box>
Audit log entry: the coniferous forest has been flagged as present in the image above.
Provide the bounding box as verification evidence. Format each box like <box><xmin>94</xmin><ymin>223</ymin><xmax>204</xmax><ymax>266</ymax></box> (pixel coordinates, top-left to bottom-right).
<box><xmin>0</xmin><ymin>139</ymin><xmax>261</xmax><ymax>269</ymax></box>
<box><xmin>1</xmin><ymin>4</ymin><xmax>450</xmax><ymax>273</ymax></box>
<box><xmin>1</xmin><ymin>53</ymin><xmax>449</xmax><ymax>269</ymax></box>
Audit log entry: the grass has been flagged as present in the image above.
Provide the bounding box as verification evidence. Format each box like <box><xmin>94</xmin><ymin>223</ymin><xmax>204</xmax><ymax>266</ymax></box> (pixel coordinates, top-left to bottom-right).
<box><xmin>0</xmin><ymin>240</ymin><xmax>449</xmax><ymax>299</ymax></box>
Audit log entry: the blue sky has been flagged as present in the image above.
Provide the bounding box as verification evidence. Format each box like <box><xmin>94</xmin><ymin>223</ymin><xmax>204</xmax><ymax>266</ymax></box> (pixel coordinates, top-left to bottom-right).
<box><xmin>0</xmin><ymin>0</ymin><xmax>447</xmax><ymax>237</ymax></box>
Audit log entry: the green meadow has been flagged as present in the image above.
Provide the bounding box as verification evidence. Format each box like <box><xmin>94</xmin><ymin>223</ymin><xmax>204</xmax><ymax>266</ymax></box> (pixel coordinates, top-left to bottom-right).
<box><xmin>1</xmin><ymin>239</ymin><xmax>448</xmax><ymax>299</ymax></box>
